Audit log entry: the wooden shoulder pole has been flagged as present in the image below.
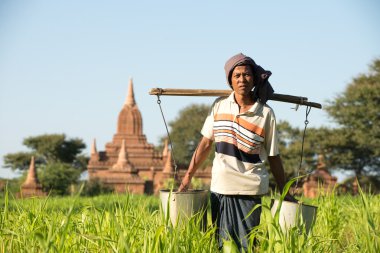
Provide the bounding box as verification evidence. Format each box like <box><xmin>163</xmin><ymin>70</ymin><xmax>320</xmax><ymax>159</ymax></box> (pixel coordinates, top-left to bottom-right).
<box><xmin>149</xmin><ymin>88</ymin><xmax>322</xmax><ymax>109</ymax></box>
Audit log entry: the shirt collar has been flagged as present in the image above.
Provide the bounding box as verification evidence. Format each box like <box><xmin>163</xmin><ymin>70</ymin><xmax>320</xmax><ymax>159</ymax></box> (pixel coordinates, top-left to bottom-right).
<box><xmin>227</xmin><ymin>91</ymin><xmax>263</xmax><ymax>116</ymax></box>
<box><xmin>226</xmin><ymin>91</ymin><xmax>236</xmax><ymax>102</ymax></box>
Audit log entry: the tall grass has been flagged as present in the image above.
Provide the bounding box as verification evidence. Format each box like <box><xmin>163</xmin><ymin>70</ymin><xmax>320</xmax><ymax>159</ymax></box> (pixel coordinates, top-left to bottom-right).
<box><xmin>0</xmin><ymin>186</ymin><xmax>379</xmax><ymax>252</ymax></box>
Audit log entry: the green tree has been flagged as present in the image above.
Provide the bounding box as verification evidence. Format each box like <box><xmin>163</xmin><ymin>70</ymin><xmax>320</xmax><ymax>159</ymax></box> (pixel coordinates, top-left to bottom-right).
<box><xmin>161</xmin><ymin>104</ymin><xmax>214</xmax><ymax>168</ymax></box>
<box><xmin>277</xmin><ymin>121</ymin><xmax>305</xmax><ymax>178</ymax></box>
<box><xmin>276</xmin><ymin>121</ymin><xmax>327</xmax><ymax>178</ymax></box>
<box><xmin>39</xmin><ymin>162</ymin><xmax>81</xmax><ymax>195</ymax></box>
<box><xmin>3</xmin><ymin>134</ymin><xmax>88</xmax><ymax>195</ymax></box>
<box><xmin>3</xmin><ymin>152</ymin><xmax>36</xmax><ymax>171</ymax></box>
<box><xmin>3</xmin><ymin>134</ymin><xmax>87</xmax><ymax>171</ymax></box>
<box><xmin>325</xmin><ymin>59</ymin><xmax>380</xmax><ymax>176</ymax></box>
<box><xmin>80</xmin><ymin>179</ymin><xmax>114</xmax><ymax>196</ymax></box>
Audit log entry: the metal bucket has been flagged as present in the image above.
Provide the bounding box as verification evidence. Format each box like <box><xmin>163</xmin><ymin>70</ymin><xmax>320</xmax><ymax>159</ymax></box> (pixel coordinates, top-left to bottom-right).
<box><xmin>160</xmin><ymin>189</ymin><xmax>208</xmax><ymax>228</ymax></box>
<box><xmin>271</xmin><ymin>199</ymin><xmax>317</xmax><ymax>233</ymax></box>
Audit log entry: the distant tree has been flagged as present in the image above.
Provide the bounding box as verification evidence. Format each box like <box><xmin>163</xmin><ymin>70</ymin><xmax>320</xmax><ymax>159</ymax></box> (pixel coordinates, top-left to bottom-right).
<box><xmin>277</xmin><ymin>121</ymin><xmax>306</xmax><ymax>178</ymax></box>
<box><xmin>324</xmin><ymin>59</ymin><xmax>380</xmax><ymax>176</ymax></box>
<box><xmin>276</xmin><ymin>121</ymin><xmax>327</xmax><ymax>178</ymax></box>
<box><xmin>39</xmin><ymin>162</ymin><xmax>81</xmax><ymax>195</ymax></box>
<box><xmin>161</xmin><ymin>104</ymin><xmax>214</xmax><ymax>168</ymax></box>
<box><xmin>3</xmin><ymin>134</ymin><xmax>88</xmax><ymax>195</ymax></box>
<box><xmin>3</xmin><ymin>134</ymin><xmax>87</xmax><ymax>171</ymax></box>
<box><xmin>3</xmin><ymin>152</ymin><xmax>36</xmax><ymax>171</ymax></box>
<box><xmin>279</xmin><ymin>59</ymin><xmax>380</xmax><ymax>178</ymax></box>
<box><xmin>80</xmin><ymin>179</ymin><xmax>113</xmax><ymax>197</ymax></box>
<box><xmin>341</xmin><ymin>175</ymin><xmax>380</xmax><ymax>194</ymax></box>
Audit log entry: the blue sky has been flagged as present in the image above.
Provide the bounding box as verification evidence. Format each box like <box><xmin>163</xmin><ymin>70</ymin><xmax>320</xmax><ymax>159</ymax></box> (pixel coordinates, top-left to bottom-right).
<box><xmin>0</xmin><ymin>0</ymin><xmax>379</xmax><ymax>179</ymax></box>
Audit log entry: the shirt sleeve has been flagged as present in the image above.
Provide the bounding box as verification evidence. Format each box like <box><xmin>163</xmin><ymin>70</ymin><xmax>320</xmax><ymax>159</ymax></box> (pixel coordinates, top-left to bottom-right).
<box><xmin>200</xmin><ymin>100</ymin><xmax>217</xmax><ymax>140</ymax></box>
<box><xmin>264</xmin><ymin>108</ymin><xmax>280</xmax><ymax>156</ymax></box>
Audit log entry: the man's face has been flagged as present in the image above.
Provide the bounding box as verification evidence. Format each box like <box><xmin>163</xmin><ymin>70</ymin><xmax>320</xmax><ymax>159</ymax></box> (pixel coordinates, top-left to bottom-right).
<box><xmin>230</xmin><ymin>65</ymin><xmax>254</xmax><ymax>96</ymax></box>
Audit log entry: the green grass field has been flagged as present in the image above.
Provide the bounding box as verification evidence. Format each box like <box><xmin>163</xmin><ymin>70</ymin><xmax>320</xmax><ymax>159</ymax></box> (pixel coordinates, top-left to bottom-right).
<box><xmin>1</xmin><ymin>186</ymin><xmax>379</xmax><ymax>253</ymax></box>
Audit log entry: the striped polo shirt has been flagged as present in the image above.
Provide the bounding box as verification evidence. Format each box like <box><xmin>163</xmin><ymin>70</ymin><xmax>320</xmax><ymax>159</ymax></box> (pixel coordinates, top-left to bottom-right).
<box><xmin>201</xmin><ymin>92</ymin><xmax>279</xmax><ymax>195</ymax></box>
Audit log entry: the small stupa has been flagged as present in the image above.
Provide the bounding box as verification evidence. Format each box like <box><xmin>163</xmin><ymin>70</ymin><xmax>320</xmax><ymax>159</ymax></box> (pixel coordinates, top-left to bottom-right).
<box><xmin>303</xmin><ymin>154</ymin><xmax>337</xmax><ymax>198</ymax></box>
<box><xmin>21</xmin><ymin>157</ymin><xmax>46</xmax><ymax>197</ymax></box>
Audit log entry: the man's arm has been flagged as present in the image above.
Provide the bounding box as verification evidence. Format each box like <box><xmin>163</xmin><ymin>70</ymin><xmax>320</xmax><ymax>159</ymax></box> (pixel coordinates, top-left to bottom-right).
<box><xmin>178</xmin><ymin>136</ymin><xmax>213</xmax><ymax>192</ymax></box>
<box><xmin>268</xmin><ymin>155</ymin><xmax>297</xmax><ymax>202</ymax></box>
<box><xmin>268</xmin><ymin>155</ymin><xmax>286</xmax><ymax>192</ymax></box>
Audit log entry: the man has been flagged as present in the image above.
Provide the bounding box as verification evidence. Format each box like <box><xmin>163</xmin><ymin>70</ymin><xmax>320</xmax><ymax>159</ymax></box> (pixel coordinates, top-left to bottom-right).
<box><xmin>178</xmin><ymin>53</ymin><xmax>295</xmax><ymax>250</ymax></box>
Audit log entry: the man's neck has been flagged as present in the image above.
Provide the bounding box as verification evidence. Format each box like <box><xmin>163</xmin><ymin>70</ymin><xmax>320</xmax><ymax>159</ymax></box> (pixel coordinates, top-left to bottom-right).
<box><xmin>234</xmin><ymin>92</ymin><xmax>255</xmax><ymax>113</ymax></box>
<box><xmin>234</xmin><ymin>92</ymin><xmax>255</xmax><ymax>107</ymax></box>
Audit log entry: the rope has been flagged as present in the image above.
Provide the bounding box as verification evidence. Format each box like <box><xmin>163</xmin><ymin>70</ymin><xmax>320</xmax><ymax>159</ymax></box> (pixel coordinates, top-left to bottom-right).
<box><xmin>294</xmin><ymin>106</ymin><xmax>312</xmax><ymax>191</ymax></box>
<box><xmin>156</xmin><ymin>93</ymin><xmax>178</xmax><ymax>180</ymax></box>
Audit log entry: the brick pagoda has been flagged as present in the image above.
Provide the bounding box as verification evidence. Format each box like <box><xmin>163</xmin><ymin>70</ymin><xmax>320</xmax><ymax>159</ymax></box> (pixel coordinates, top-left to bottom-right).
<box><xmin>87</xmin><ymin>79</ymin><xmax>174</xmax><ymax>194</ymax></box>
<box><xmin>302</xmin><ymin>154</ymin><xmax>337</xmax><ymax>198</ymax></box>
<box><xmin>21</xmin><ymin>156</ymin><xmax>46</xmax><ymax>197</ymax></box>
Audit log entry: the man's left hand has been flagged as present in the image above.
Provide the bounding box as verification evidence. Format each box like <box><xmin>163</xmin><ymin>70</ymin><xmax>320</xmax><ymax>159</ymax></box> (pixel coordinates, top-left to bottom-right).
<box><xmin>284</xmin><ymin>194</ymin><xmax>298</xmax><ymax>203</ymax></box>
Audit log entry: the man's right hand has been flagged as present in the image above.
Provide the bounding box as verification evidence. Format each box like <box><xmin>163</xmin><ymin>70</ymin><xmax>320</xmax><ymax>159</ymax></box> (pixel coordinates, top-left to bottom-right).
<box><xmin>177</xmin><ymin>137</ymin><xmax>213</xmax><ymax>192</ymax></box>
<box><xmin>177</xmin><ymin>175</ymin><xmax>191</xmax><ymax>192</ymax></box>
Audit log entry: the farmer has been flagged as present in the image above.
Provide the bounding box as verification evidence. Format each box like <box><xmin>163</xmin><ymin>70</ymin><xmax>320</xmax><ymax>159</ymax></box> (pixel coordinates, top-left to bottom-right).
<box><xmin>178</xmin><ymin>53</ymin><xmax>296</xmax><ymax>250</ymax></box>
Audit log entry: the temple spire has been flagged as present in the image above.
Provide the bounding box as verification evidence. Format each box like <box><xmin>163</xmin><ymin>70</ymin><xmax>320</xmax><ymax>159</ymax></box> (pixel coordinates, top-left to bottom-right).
<box><xmin>91</xmin><ymin>138</ymin><xmax>98</xmax><ymax>156</ymax></box>
<box><xmin>162</xmin><ymin>139</ymin><xmax>169</xmax><ymax>158</ymax></box>
<box><xmin>163</xmin><ymin>150</ymin><xmax>173</xmax><ymax>174</ymax></box>
<box><xmin>112</xmin><ymin>140</ymin><xmax>133</xmax><ymax>171</ymax></box>
<box><xmin>115</xmin><ymin>140</ymin><xmax>128</xmax><ymax>166</ymax></box>
<box><xmin>125</xmin><ymin>78</ymin><xmax>136</xmax><ymax>106</ymax></box>
<box><xmin>23</xmin><ymin>156</ymin><xmax>39</xmax><ymax>186</ymax></box>
<box><xmin>21</xmin><ymin>156</ymin><xmax>45</xmax><ymax>197</ymax></box>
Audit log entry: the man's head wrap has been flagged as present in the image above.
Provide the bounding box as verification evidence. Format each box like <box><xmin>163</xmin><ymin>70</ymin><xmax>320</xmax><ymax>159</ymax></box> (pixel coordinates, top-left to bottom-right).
<box><xmin>224</xmin><ymin>53</ymin><xmax>274</xmax><ymax>104</ymax></box>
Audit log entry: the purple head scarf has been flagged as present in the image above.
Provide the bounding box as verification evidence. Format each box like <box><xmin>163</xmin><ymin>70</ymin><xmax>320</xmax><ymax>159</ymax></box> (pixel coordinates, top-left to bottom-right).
<box><xmin>224</xmin><ymin>53</ymin><xmax>274</xmax><ymax>104</ymax></box>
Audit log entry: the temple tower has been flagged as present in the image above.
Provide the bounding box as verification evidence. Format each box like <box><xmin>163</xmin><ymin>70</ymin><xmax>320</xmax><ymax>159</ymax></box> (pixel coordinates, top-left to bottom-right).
<box><xmin>21</xmin><ymin>157</ymin><xmax>45</xmax><ymax>197</ymax></box>
<box><xmin>88</xmin><ymin>78</ymin><xmax>165</xmax><ymax>194</ymax></box>
<box><xmin>87</xmin><ymin>78</ymin><xmax>212</xmax><ymax>194</ymax></box>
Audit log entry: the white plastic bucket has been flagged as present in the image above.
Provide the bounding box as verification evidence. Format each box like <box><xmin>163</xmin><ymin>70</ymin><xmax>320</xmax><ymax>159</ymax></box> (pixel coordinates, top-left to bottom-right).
<box><xmin>271</xmin><ymin>199</ymin><xmax>317</xmax><ymax>233</ymax></box>
<box><xmin>160</xmin><ymin>189</ymin><xmax>208</xmax><ymax>228</ymax></box>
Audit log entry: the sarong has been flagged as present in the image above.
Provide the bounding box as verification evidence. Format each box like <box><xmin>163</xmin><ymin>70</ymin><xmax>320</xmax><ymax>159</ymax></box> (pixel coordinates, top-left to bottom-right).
<box><xmin>210</xmin><ymin>192</ymin><xmax>262</xmax><ymax>251</ymax></box>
